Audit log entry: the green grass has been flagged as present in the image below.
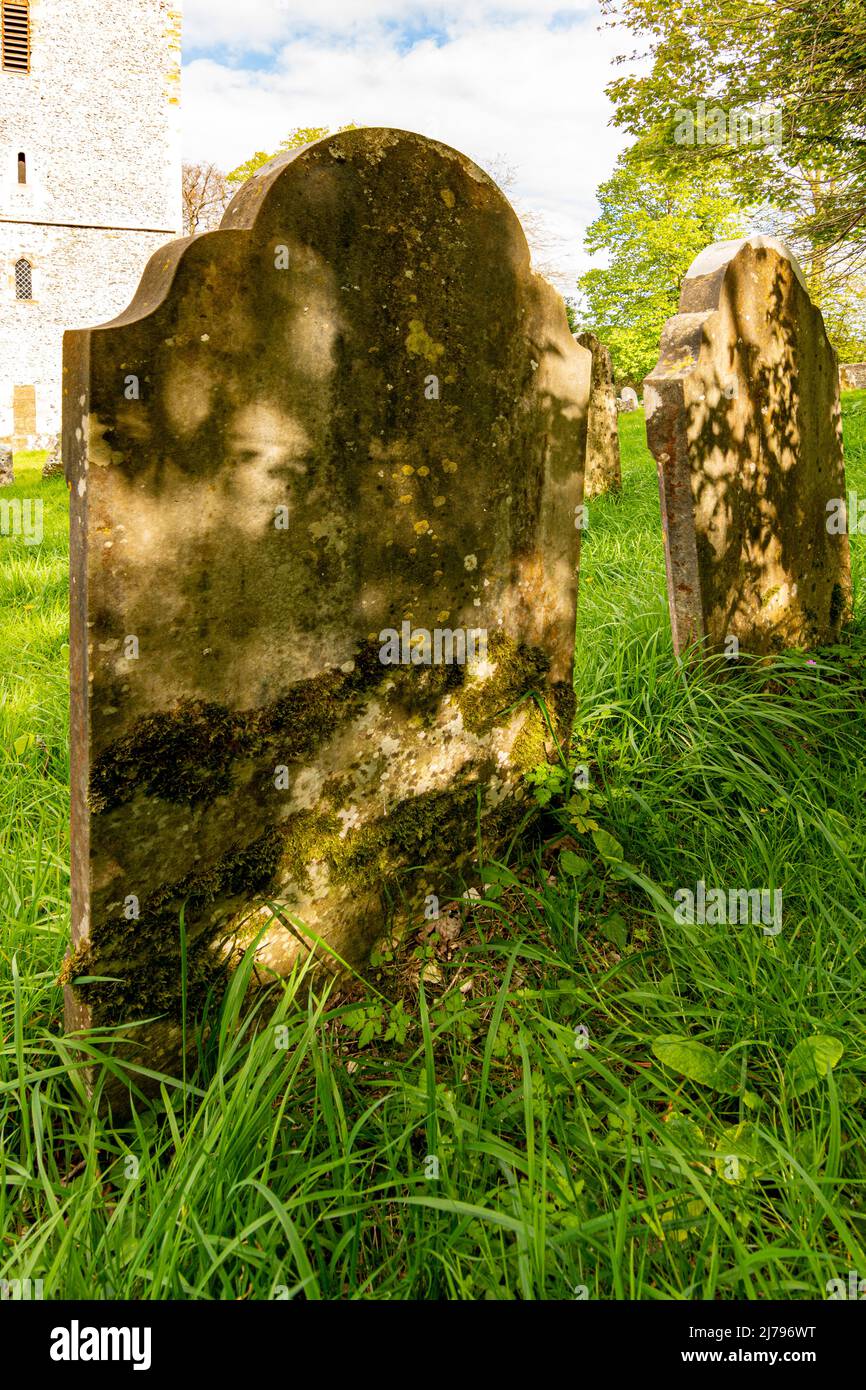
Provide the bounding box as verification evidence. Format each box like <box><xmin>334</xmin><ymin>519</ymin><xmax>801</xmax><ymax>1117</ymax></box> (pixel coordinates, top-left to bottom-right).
<box><xmin>2</xmin><ymin>403</ymin><xmax>865</xmax><ymax>1301</ymax></box>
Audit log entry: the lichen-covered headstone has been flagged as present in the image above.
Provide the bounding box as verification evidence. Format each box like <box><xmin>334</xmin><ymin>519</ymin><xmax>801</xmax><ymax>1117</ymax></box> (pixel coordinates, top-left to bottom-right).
<box><xmin>617</xmin><ymin>387</ymin><xmax>639</xmax><ymax>414</ymax></box>
<box><xmin>64</xmin><ymin>127</ymin><xmax>590</xmax><ymax>1077</ymax></box>
<box><xmin>576</xmin><ymin>332</ymin><xmax>621</xmax><ymax>497</ymax></box>
<box><xmin>644</xmin><ymin>235</ymin><xmax>851</xmax><ymax>657</ymax></box>
<box><xmin>840</xmin><ymin>363</ymin><xmax>866</xmax><ymax>391</ymax></box>
<box><xmin>0</xmin><ymin>448</ymin><xmax>13</xmax><ymax>487</ymax></box>
<box><xmin>42</xmin><ymin>435</ymin><xmax>64</xmax><ymax>479</ymax></box>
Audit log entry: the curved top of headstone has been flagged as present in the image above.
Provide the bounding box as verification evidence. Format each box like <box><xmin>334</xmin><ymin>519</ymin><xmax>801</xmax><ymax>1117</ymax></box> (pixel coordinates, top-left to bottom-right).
<box><xmin>90</xmin><ymin>127</ymin><xmax>532</xmax><ymax>337</ymax></box>
<box><xmin>684</xmin><ymin>235</ymin><xmax>808</xmax><ymax>293</ymax></box>
<box><xmin>645</xmin><ymin>234</ymin><xmax>821</xmax><ymax>391</ymax></box>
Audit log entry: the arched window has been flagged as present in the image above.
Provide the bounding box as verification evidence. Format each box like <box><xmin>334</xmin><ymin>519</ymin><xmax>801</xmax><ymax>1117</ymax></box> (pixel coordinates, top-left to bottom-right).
<box><xmin>14</xmin><ymin>257</ymin><xmax>33</xmax><ymax>300</ymax></box>
<box><xmin>17</xmin><ymin>150</ymin><xmax>26</xmax><ymax>183</ymax></box>
<box><xmin>2</xmin><ymin>2</ymin><xmax>30</xmax><ymax>73</ymax></box>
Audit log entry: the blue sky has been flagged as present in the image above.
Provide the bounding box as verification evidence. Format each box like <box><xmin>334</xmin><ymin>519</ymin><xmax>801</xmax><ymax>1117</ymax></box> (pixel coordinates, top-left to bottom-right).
<box><xmin>181</xmin><ymin>1</ymin><xmax>634</xmax><ymax>291</ymax></box>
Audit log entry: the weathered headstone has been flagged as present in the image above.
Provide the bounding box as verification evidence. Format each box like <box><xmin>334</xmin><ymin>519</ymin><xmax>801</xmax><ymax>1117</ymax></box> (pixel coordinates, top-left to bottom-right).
<box><xmin>576</xmin><ymin>332</ymin><xmax>621</xmax><ymax>497</ymax></box>
<box><xmin>42</xmin><ymin>435</ymin><xmax>64</xmax><ymax>479</ymax></box>
<box><xmin>617</xmin><ymin>387</ymin><xmax>639</xmax><ymax>413</ymax></box>
<box><xmin>840</xmin><ymin>363</ymin><xmax>866</xmax><ymax>391</ymax></box>
<box><xmin>63</xmin><ymin>127</ymin><xmax>590</xmax><ymax>1078</ymax></box>
<box><xmin>644</xmin><ymin>235</ymin><xmax>851</xmax><ymax>657</ymax></box>
<box><xmin>0</xmin><ymin>447</ymin><xmax>13</xmax><ymax>487</ymax></box>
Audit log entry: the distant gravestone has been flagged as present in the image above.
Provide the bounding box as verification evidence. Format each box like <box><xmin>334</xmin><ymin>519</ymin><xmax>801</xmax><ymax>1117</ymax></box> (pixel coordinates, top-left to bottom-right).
<box><xmin>42</xmin><ymin>435</ymin><xmax>64</xmax><ymax>478</ymax></box>
<box><xmin>0</xmin><ymin>448</ymin><xmax>13</xmax><ymax>487</ymax></box>
<box><xmin>644</xmin><ymin>235</ymin><xmax>851</xmax><ymax>657</ymax></box>
<box><xmin>617</xmin><ymin>387</ymin><xmax>639</xmax><ymax>414</ymax></box>
<box><xmin>576</xmin><ymin>332</ymin><xmax>621</xmax><ymax>496</ymax></box>
<box><xmin>63</xmin><ymin>127</ymin><xmax>590</xmax><ymax>1076</ymax></box>
<box><xmin>840</xmin><ymin>363</ymin><xmax>866</xmax><ymax>391</ymax></box>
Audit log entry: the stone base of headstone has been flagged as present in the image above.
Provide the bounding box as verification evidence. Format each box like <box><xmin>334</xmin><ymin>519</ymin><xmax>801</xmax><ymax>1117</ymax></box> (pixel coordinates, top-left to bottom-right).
<box><xmin>644</xmin><ymin>235</ymin><xmax>852</xmax><ymax>658</ymax></box>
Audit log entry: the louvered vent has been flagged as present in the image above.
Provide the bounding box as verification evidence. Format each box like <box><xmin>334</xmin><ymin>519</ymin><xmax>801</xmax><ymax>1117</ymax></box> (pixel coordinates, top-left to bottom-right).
<box><xmin>2</xmin><ymin>3</ymin><xmax>30</xmax><ymax>74</ymax></box>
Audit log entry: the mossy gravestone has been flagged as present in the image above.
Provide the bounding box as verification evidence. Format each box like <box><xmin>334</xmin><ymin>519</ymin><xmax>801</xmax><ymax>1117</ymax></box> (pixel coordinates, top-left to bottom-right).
<box><xmin>644</xmin><ymin>235</ymin><xmax>851</xmax><ymax>658</ymax></box>
<box><xmin>64</xmin><ymin>127</ymin><xmax>590</xmax><ymax>1077</ymax></box>
<box><xmin>576</xmin><ymin>332</ymin><xmax>621</xmax><ymax>497</ymax></box>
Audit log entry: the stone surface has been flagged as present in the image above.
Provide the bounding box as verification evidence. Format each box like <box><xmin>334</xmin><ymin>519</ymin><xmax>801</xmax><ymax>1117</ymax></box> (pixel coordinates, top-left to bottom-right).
<box><xmin>617</xmin><ymin>387</ymin><xmax>639</xmax><ymax>413</ymax></box>
<box><xmin>840</xmin><ymin>363</ymin><xmax>866</xmax><ymax>391</ymax></box>
<box><xmin>64</xmin><ymin>127</ymin><xmax>590</xmax><ymax>1077</ymax></box>
<box><xmin>576</xmin><ymin>332</ymin><xmax>621</xmax><ymax>496</ymax></box>
<box><xmin>42</xmin><ymin>435</ymin><xmax>64</xmax><ymax>479</ymax></box>
<box><xmin>644</xmin><ymin>235</ymin><xmax>851</xmax><ymax>657</ymax></box>
<box><xmin>0</xmin><ymin>449</ymin><xmax>12</xmax><ymax>487</ymax></box>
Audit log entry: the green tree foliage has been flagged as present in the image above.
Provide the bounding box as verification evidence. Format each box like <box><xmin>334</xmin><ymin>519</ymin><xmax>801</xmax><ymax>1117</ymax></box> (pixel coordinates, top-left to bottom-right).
<box><xmin>227</xmin><ymin>125</ymin><xmax>358</xmax><ymax>186</ymax></box>
<box><xmin>601</xmin><ymin>0</ymin><xmax>866</xmax><ymax>273</ymax></box>
<box><xmin>577</xmin><ymin>151</ymin><xmax>742</xmax><ymax>384</ymax></box>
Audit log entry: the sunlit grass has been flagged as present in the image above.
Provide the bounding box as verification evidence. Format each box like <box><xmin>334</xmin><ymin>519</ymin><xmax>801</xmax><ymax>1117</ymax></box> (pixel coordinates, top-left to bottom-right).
<box><xmin>1</xmin><ymin>402</ymin><xmax>865</xmax><ymax>1301</ymax></box>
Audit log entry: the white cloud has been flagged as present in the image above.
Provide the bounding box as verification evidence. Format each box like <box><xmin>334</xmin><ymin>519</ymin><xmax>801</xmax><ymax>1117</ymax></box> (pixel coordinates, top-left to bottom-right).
<box><xmin>185</xmin><ymin>1</ymin><xmax>603</xmax><ymax>52</ymax></box>
<box><xmin>181</xmin><ymin>5</ymin><xmax>634</xmax><ymax>293</ymax></box>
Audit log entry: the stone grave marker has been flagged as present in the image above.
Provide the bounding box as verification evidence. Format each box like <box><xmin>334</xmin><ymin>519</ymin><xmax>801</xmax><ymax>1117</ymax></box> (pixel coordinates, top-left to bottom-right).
<box><xmin>644</xmin><ymin>235</ymin><xmax>851</xmax><ymax>658</ymax></box>
<box><xmin>0</xmin><ymin>447</ymin><xmax>13</xmax><ymax>487</ymax></box>
<box><xmin>618</xmin><ymin>387</ymin><xmax>639</xmax><ymax>413</ymax></box>
<box><xmin>840</xmin><ymin>363</ymin><xmax>866</xmax><ymax>391</ymax></box>
<box><xmin>63</xmin><ymin>127</ymin><xmax>590</xmax><ymax>1077</ymax></box>
<box><xmin>576</xmin><ymin>332</ymin><xmax>621</xmax><ymax>497</ymax></box>
<box><xmin>42</xmin><ymin>435</ymin><xmax>64</xmax><ymax>478</ymax></box>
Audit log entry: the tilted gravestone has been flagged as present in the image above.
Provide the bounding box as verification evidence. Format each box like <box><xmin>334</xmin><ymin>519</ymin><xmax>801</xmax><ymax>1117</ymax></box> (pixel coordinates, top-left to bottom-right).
<box><xmin>576</xmin><ymin>332</ymin><xmax>621</xmax><ymax>497</ymax></box>
<box><xmin>0</xmin><ymin>447</ymin><xmax>13</xmax><ymax>487</ymax></box>
<box><xmin>644</xmin><ymin>236</ymin><xmax>851</xmax><ymax>657</ymax></box>
<box><xmin>63</xmin><ymin>127</ymin><xmax>590</xmax><ymax>1077</ymax></box>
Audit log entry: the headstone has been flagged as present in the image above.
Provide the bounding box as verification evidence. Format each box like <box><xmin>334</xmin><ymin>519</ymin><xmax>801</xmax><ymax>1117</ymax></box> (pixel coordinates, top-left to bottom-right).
<box><xmin>63</xmin><ymin>127</ymin><xmax>590</xmax><ymax>1078</ymax></box>
<box><xmin>644</xmin><ymin>235</ymin><xmax>851</xmax><ymax>657</ymax></box>
<box><xmin>576</xmin><ymin>332</ymin><xmax>621</xmax><ymax>496</ymax></box>
<box><xmin>0</xmin><ymin>448</ymin><xmax>12</xmax><ymax>487</ymax></box>
<box><xmin>840</xmin><ymin>363</ymin><xmax>866</xmax><ymax>391</ymax></box>
<box><xmin>42</xmin><ymin>435</ymin><xmax>64</xmax><ymax>479</ymax></box>
<box><xmin>617</xmin><ymin>387</ymin><xmax>639</xmax><ymax>413</ymax></box>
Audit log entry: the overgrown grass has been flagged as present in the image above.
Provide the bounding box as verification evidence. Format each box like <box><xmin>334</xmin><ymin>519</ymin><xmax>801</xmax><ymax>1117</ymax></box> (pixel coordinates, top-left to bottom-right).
<box><xmin>1</xmin><ymin>404</ymin><xmax>865</xmax><ymax>1301</ymax></box>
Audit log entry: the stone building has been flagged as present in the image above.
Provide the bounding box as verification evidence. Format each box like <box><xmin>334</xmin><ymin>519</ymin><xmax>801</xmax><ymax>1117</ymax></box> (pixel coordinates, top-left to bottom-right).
<box><xmin>0</xmin><ymin>0</ymin><xmax>182</xmax><ymax>450</ymax></box>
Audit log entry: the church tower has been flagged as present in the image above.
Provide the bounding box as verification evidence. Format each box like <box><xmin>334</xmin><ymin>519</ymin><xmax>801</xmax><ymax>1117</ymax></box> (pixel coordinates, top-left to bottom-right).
<box><xmin>0</xmin><ymin>0</ymin><xmax>182</xmax><ymax>449</ymax></box>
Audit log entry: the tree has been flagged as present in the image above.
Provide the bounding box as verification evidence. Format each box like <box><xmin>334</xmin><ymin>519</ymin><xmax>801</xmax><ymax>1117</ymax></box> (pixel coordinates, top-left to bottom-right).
<box><xmin>182</xmin><ymin>162</ymin><xmax>230</xmax><ymax>236</ymax></box>
<box><xmin>577</xmin><ymin>150</ymin><xmax>742</xmax><ymax>384</ymax></box>
<box><xmin>601</xmin><ymin>0</ymin><xmax>866</xmax><ymax>276</ymax></box>
<box><xmin>227</xmin><ymin>125</ymin><xmax>357</xmax><ymax>186</ymax></box>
